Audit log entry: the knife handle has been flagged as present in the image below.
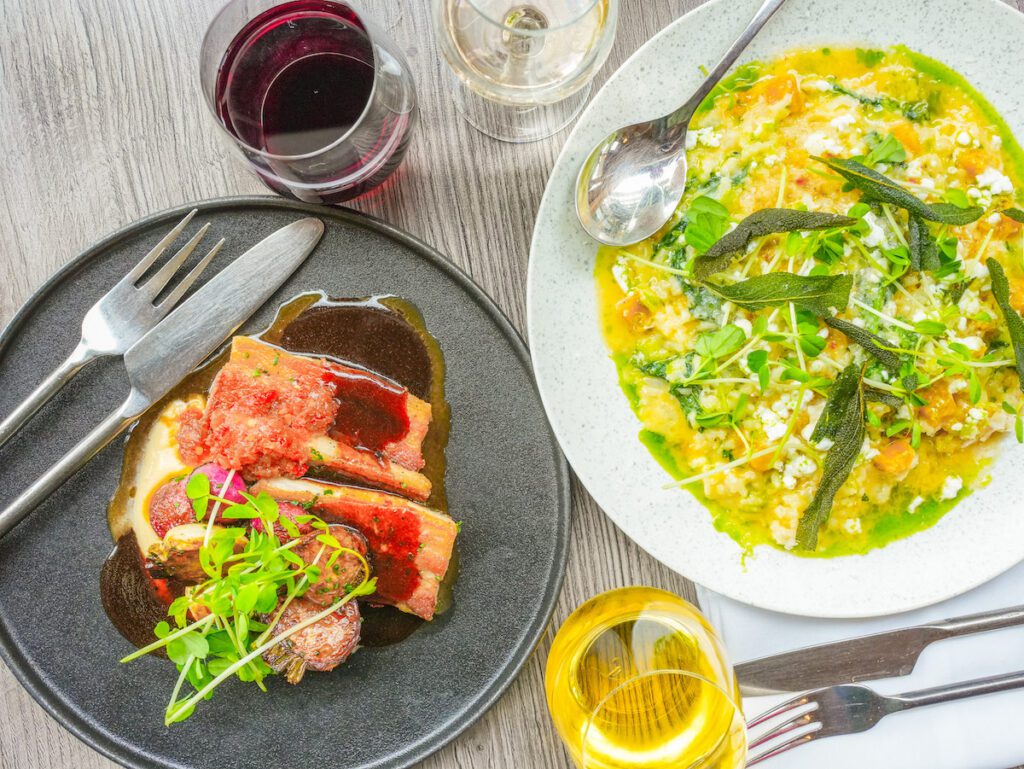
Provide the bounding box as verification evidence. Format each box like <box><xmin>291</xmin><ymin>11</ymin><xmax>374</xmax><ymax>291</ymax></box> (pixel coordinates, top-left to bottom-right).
<box><xmin>0</xmin><ymin>390</ymin><xmax>147</xmax><ymax>539</ymax></box>
<box><xmin>930</xmin><ymin>605</ymin><xmax>1024</xmax><ymax>640</ymax></box>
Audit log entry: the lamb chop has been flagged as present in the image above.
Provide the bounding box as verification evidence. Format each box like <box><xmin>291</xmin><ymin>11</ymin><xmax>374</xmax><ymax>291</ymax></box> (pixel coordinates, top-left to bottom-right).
<box><xmin>177</xmin><ymin>336</ymin><xmax>433</xmax><ymax>500</ymax></box>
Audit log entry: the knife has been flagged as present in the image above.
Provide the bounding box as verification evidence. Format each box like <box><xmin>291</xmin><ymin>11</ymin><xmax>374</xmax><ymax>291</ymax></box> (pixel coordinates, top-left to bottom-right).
<box><xmin>737</xmin><ymin>604</ymin><xmax>1024</xmax><ymax>696</ymax></box>
<box><xmin>0</xmin><ymin>217</ymin><xmax>324</xmax><ymax>539</ymax></box>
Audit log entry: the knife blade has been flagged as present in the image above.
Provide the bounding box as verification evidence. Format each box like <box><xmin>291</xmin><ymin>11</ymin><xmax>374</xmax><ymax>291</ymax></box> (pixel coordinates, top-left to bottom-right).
<box><xmin>0</xmin><ymin>217</ymin><xmax>324</xmax><ymax>538</ymax></box>
<box><xmin>737</xmin><ymin>604</ymin><xmax>1024</xmax><ymax>696</ymax></box>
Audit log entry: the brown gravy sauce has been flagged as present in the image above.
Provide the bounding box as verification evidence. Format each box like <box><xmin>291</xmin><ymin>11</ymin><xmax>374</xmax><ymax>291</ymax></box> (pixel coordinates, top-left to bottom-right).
<box><xmin>100</xmin><ymin>293</ymin><xmax>455</xmax><ymax>651</ymax></box>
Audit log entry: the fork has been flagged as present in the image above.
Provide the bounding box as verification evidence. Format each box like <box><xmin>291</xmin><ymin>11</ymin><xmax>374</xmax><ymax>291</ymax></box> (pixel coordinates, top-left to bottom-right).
<box><xmin>0</xmin><ymin>210</ymin><xmax>224</xmax><ymax>450</ymax></box>
<box><xmin>746</xmin><ymin>669</ymin><xmax>1024</xmax><ymax>765</ymax></box>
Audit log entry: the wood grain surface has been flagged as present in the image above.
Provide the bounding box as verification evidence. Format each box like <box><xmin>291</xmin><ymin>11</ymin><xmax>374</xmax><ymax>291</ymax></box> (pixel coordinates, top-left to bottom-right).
<box><xmin>0</xmin><ymin>1</ymin><xmax>1021</xmax><ymax>768</ymax></box>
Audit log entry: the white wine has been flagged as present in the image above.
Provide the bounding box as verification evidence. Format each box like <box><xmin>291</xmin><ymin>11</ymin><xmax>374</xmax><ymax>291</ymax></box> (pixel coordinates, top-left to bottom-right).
<box><xmin>545</xmin><ymin>587</ymin><xmax>746</xmax><ymax>769</ymax></box>
<box><xmin>435</xmin><ymin>0</ymin><xmax>613</xmax><ymax>105</ymax></box>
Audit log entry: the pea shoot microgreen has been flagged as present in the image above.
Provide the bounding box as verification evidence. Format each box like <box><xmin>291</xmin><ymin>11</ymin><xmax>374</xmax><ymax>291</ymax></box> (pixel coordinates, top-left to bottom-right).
<box><xmin>121</xmin><ymin>493</ymin><xmax>376</xmax><ymax>725</ymax></box>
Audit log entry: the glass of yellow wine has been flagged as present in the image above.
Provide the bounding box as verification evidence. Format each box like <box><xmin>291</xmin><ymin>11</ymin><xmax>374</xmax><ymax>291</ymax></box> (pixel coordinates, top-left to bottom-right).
<box><xmin>545</xmin><ymin>587</ymin><xmax>746</xmax><ymax>769</ymax></box>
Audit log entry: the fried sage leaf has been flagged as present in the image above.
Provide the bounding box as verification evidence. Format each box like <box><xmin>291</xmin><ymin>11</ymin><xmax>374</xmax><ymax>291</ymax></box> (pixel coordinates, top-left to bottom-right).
<box><xmin>814</xmin><ymin>157</ymin><xmax>983</xmax><ymax>225</ymax></box>
<box><xmin>692</xmin><ymin>209</ymin><xmax>857</xmax><ymax>280</ymax></box>
<box><xmin>704</xmin><ymin>273</ymin><xmax>853</xmax><ymax>315</ymax></box>
<box><xmin>1003</xmin><ymin>208</ymin><xmax>1024</xmax><ymax>224</ymax></box>
<box><xmin>822</xmin><ymin>316</ymin><xmax>901</xmax><ymax>371</ymax></box>
<box><xmin>987</xmin><ymin>258</ymin><xmax>1024</xmax><ymax>392</ymax></box>
<box><xmin>908</xmin><ymin>214</ymin><xmax>940</xmax><ymax>271</ymax></box>
<box><xmin>797</xmin><ymin>364</ymin><xmax>865</xmax><ymax>550</ymax></box>
<box><xmin>864</xmin><ymin>387</ymin><xmax>904</xmax><ymax>409</ymax></box>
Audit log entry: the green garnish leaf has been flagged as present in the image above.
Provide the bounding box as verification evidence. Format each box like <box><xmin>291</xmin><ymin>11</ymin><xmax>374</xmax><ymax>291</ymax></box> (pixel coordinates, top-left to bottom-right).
<box><xmin>813</xmin><ymin>156</ymin><xmax>983</xmax><ymax>225</ymax></box>
<box><xmin>1002</xmin><ymin>208</ymin><xmax>1024</xmax><ymax>223</ymax></box>
<box><xmin>703</xmin><ymin>273</ymin><xmax>852</xmax><ymax>315</ymax></box>
<box><xmin>863</xmin><ymin>132</ymin><xmax>906</xmax><ymax>166</ymax></box>
<box><xmin>943</xmin><ymin>188</ymin><xmax>972</xmax><ymax>209</ymax></box>
<box><xmin>683</xmin><ymin>196</ymin><xmax>730</xmax><ymax>255</ymax></box>
<box><xmin>822</xmin><ymin>316</ymin><xmax>901</xmax><ymax>370</ymax></box>
<box><xmin>913</xmin><ymin>320</ymin><xmax>946</xmax><ymax>336</ymax></box>
<box><xmin>692</xmin><ymin>209</ymin><xmax>857</xmax><ymax>280</ymax></box>
<box><xmin>855</xmin><ymin>48</ymin><xmax>886</xmax><ymax>68</ymax></box>
<box><xmin>798</xmin><ymin>364</ymin><xmax>866</xmax><ymax>550</ymax></box>
<box><xmin>695</xmin><ymin>324</ymin><xmax>746</xmax><ymax>360</ymax></box>
<box><xmin>987</xmin><ymin>258</ymin><xmax>1024</xmax><ymax>391</ymax></box>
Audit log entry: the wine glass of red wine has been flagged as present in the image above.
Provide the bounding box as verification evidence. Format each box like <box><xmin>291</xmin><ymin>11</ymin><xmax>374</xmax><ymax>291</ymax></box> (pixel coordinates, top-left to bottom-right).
<box><xmin>200</xmin><ymin>0</ymin><xmax>417</xmax><ymax>204</ymax></box>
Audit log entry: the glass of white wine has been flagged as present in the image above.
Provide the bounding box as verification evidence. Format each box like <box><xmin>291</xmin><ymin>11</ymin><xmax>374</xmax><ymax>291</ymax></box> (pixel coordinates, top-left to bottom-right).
<box><xmin>545</xmin><ymin>587</ymin><xmax>747</xmax><ymax>769</ymax></box>
<box><xmin>432</xmin><ymin>0</ymin><xmax>619</xmax><ymax>142</ymax></box>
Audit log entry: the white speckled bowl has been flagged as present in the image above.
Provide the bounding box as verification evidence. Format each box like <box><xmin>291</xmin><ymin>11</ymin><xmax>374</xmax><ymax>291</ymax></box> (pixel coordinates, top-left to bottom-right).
<box><xmin>527</xmin><ymin>0</ymin><xmax>1024</xmax><ymax>617</ymax></box>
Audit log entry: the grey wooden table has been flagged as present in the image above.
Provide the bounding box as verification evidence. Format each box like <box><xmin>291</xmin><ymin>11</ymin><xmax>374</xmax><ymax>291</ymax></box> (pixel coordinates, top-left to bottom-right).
<box><xmin>2</xmin><ymin>1</ymin><xmax>1023</xmax><ymax>768</ymax></box>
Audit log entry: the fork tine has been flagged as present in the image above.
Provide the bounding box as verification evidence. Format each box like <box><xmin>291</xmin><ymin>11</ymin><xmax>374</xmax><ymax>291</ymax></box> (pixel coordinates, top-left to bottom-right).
<box><xmin>746</xmin><ymin>728</ymin><xmax>818</xmax><ymax>767</ymax></box>
<box><xmin>125</xmin><ymin>209</ymin><xmax>198</xmax><ymax>283</ymax></box>
<box><xmin>746</xmin><ymin>693</ymin><xmax>810</xmax><ymax>729</ymax></box>
<box><xmin>154</xmin><ymin>238</ymin><xmax>225</xmax><ymax>315</ymax></box>
<box><xmin>747</xmin><ymin>707</ymin><xmax>816</xmax><ymax>751</ymax></box>
<box><xmin>139</xmin><ymin>223</ymin><xmax>211</xmax><ymax>300</ymax></box>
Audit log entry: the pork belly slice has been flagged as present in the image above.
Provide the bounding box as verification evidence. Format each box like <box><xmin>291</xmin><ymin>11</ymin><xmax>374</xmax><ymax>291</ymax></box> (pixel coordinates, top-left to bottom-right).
<box><xmin>179</xmin><ymin>337</ymin><xmax>432</xmax><ymax>499</ymax></box>
<box><xmin>253</xmin><ymin>477</ymin><xmax>457</xmax><ymax>621</ymax></box>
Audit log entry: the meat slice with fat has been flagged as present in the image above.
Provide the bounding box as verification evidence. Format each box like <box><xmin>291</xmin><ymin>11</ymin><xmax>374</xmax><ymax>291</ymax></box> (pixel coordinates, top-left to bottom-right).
<box><xmin>178</xmin><ymin>336</ymin><xmax>433</xmax><ymax>499</ymax></box>
<box><xmin>253</xmin><ymin>477</ymin><xmax>457</xmax><ymax>621</ymax></box>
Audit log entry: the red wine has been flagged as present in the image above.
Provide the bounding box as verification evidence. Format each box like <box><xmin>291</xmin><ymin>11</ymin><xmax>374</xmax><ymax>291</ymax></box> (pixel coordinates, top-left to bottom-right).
<box><xmin>214</xmin><ymin>0</ymin><xmax>415</xmax><ymax>202</ymax></box>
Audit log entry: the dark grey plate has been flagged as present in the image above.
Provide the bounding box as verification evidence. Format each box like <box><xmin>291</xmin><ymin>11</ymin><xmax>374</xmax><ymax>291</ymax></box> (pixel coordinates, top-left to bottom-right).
<box><xmin>0</xmin><ymin>197</ymin><xmax>569</xmax><ymax>769</ymax></box>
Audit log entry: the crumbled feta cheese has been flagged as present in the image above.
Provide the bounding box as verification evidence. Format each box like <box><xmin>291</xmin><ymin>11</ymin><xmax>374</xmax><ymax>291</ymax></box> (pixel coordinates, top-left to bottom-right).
<box><xmin>734</xmin><ymin>317</ymin><xmax>752</xmax><ymax>337</ymax></box>
<box><xmin>786</xmin><ymin>454</ymin><xmax>817</xmax><ymax>478</ymax></box>
<box><xmin>920</xmin><ymin>178</ymin><xmax>936</xmax><ymax>190</ymax></box>
<box><xmin>611</xmin><ymin>264</ymin><xmax>630</xmax><ymax>292</ymax></box>
<box><xmin>941</xmin><ymin>475</ymin><xmax>963</xmax><ymax>500</ymax></box>
<box><xmin>803</xmin><ymin>132</ymin><xmax>845</xmax><ymax>156</ymax></box>
<box><xmin>956</xmin><ymin>131</ymin><xmax>972</xmax><ymax>147</ymax></box>
<box><xmin>802</xmin><ymin>78</ymin><xmax>831</xmax><ymax>92</ymax></box>
<box><xmin>863</xmin><ymin>446</ymin><xmax>879</xmax><ymax>460</ymax></box>
<box><xmin>908</xmin><ymin>496</ymin><xmax>924</xmax><ymax>513</ymax></box>
<box><xmin>911</xmin><ymin>310</ymin><xmax>927</xmax><ymax>323</ymax></box>
<box><xmin>816</xmin><ymin>438</ymin><xmax>834</xmax><ymax>451</ymax></box>
<box><xmin>757</xmin><ymin>407</ymin><xmax>789</xmax><ymax>441</ymax></box>
<box><xmin>948</xmin><ymin>378</ymin><xmax>968</xmax><ymax>393</ymax></box>
<box><xmin>696</xmin><ymin>127</ymin><xmax>721</xmax><ymax>148</ymax></box>
<box><xmin>764</xmin><ymin>154</ymin><xmax>779</xmax><ymax>166</ymax></box>
<box><xmin>967</xmin><ymin>186</ymin><xmax>983</xmax><ymax>199</ymax></box>
<box><xmin>851</xmin><ymin>317</ymin><xmax>866</xmax><ymax>328</ymax></box>
<box><xmin>977</xmin><ymin>167</ymin><xmax>1014</xmax><ymax>195</ymax></box>
<box><xmin>842</xmin><ymin>518</ymin><xmax>863</xmax><ymax>535</ymax></box>
<box><xmin>967</xmin><ymin>407</ymin><xmax>986</xmax><ymax>423</ymax></box>
<box><xmin>992</xmin><ymin>135</ymin><xmax>1003</xmax><ymax>149</ymax></box>
<box><xmin>862</xmin><ymin>211</ymin><xmax>888</xmax><ymax>248</ymax></box>
<box><xmin>685</xmin><ymin>132</ymin><xmax>698</xmax><ymax>151</ymax></box>
<box><xmin>988</xmin><ymin>213</ymin><xmax>1002</xmax><ymax>225</ymax></box>
<box><xmin>964</xmin><ymin>260</ymin><xmax>989</xmax><ymax>280</ymax></box>
<box><xmin>957</xmin><ymin>316</ymin><xmax>967</xmax><ymax>332</ymax></box>
<box><xmin>950</xmin><ymin>334</ymin><xmax>984</xmax><ymax>351</ymax></box>
<box><xmin>830</xmin><ymin>113</ymin><xmax>857</xmax><ymax>131</ymax></box>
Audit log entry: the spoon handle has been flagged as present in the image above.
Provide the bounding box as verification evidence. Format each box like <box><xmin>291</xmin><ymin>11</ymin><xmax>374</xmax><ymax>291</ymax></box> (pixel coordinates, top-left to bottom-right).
<box><xmin>669</xmin><ymin>0</ymin><xmax>788</xmax><ymax>132</ymax></box>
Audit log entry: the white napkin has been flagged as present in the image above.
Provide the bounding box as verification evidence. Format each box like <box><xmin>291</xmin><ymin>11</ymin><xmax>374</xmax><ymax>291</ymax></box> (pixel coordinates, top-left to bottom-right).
<box><xmin>697</xmin><ymin>562</ymin><xmax>1024</xmax><ymax>769</ymax></box>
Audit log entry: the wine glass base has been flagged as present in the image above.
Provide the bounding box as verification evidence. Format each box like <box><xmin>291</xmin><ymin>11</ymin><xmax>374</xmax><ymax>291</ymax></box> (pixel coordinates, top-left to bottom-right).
<box><xmin>448</xmin><ymin>72</ymin><xmax>591</xmax><ymax>144</ymax></box>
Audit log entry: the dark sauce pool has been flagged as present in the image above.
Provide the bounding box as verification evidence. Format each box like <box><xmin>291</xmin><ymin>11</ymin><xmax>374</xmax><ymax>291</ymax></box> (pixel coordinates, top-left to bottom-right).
<box><xmin>100</xmin><ymin>293</ymin><xmax>454</xmax><ymax>651</ymax></box>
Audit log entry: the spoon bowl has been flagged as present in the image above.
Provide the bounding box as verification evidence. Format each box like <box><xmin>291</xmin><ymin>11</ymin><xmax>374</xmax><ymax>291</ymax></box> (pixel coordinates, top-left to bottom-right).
<box><xmin>575</xmin><ymin>121</ymin><xmax>690</xmax><ymax>247</ymax></box>
<box><xmin>574</xmin><ymin>0</ymin><xmax>788</xmax><ymax>246</ymax></box>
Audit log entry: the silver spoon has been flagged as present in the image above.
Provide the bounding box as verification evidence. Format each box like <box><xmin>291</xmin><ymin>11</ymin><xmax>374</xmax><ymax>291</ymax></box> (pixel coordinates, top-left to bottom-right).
<box><xmin>575</xmin><ymin>0</ymin><xmax>788</xmax><ymax>246</ymax></box>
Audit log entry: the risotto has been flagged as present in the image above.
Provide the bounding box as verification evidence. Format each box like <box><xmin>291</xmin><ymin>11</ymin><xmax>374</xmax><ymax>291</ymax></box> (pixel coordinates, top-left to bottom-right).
<box><xmin>597</xmin><ymin>46</ymin><xmax>1024</xmax><ymax>556</ymax></box>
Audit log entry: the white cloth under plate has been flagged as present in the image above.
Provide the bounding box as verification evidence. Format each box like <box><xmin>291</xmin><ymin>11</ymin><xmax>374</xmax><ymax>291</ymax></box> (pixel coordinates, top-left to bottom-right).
<box><xmin>697</xmin><ymin>561</ymin><xmax>1024</xmax><ymax>769</ymax></box>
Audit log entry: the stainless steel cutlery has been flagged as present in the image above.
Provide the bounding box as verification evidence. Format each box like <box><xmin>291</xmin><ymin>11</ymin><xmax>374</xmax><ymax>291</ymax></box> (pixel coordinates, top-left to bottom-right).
<box><xmin>747</xmin><ymin>669</ymin><xmax>1024</xmax><ymax>765</ymax></box>
<box><xmin>0</xmin><ymin>210</ymin><xmax>222</xmax><ymax>450</ymax></box>
<box><xmin>737</xmin><ymin>604</ymin><xmax>1024</xmax><ymax>696</ymax></box>
<box><xmin>0</xmin><ymin>216</ymin><xmax>324</xmax><ymax>539</ymax></box>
